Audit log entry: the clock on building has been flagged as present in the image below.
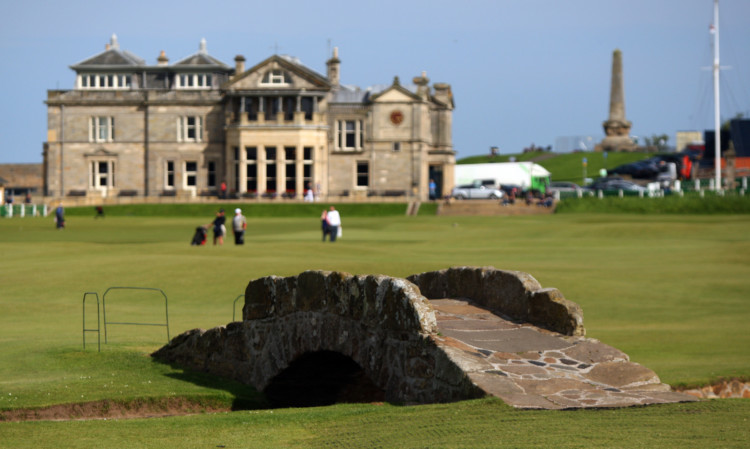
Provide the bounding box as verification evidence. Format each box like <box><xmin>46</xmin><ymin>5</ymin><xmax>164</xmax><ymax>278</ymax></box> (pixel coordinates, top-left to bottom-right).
<box><xmin>390</xmin><ymin>110</ymin><xmax>404</xmax><ymax>125</ymax></box>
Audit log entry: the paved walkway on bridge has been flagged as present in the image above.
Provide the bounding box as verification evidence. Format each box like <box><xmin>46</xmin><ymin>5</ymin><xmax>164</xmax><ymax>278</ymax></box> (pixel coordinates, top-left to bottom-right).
<box><xmin>429</xmin><ymin>298</ymin><xmax>697</xmax><ymax>409</ymax></box>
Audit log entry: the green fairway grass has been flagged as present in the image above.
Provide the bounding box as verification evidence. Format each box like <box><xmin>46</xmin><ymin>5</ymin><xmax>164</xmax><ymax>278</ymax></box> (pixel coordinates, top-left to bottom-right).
<box><xmin>3</xmin><ymin>398</ymin><xmax>749</xmax><ymax>448</ymax></box>
<box><xmin>1</xmin><ymin>210</ymin><xmax>748</xmax><ymax>446</ymax></box>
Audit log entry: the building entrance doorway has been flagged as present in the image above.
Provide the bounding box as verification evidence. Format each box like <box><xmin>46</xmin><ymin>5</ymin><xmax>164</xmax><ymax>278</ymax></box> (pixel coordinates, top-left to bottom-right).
<box><xmin>428</xmin><ymin>165</ymin><xmax>444</xmax><ymax>200</ymax></box>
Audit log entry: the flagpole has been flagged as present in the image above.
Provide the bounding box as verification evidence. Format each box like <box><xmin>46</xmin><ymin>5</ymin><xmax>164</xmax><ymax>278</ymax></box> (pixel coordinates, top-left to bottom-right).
<box><xmin>713</xmin><ymin>0</ymin><xmax>721</xmax><ymax>191</ymax></box>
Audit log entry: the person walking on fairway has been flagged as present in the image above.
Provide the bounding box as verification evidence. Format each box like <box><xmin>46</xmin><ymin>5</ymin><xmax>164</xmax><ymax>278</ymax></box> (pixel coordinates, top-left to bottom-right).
<box><xmin>232</xmin><ymin>208</ymin><xmax>247</xmax><ymax>245</ymax></box>
<box><xmin>208</xmin><ymin>209</ymin><xmax>226</xmax><ymax>245</ymax></box>
<box><xmin>320</xmin><ymin>209</ymin><xmax>330</xmax><ymax>241</ymax></box>
<box><xmin>325</xmin><ymin>206</ymin><xmax>341</xmax><ymax>242</ymax></box>
<box><xmin>55</xmin><ymin>203</ymin><xmax>65</xmax><ymax>229</ymax></box>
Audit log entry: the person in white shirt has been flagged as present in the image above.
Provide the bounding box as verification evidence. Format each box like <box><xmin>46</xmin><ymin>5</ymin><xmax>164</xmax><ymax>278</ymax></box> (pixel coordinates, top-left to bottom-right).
<box><xmin>304</xmin><ymin>183</ymin><xmax>315</xmax><ymax>202</ymax></box>
<box><xmin>232</xmin><ymin>208</ymin><xmax>247</xmax><ymax>245</ymax></box>
<box><xmin>325</xmin><ymin>206</ymin><xmax>341</xmax><ymax>242</ymax></box>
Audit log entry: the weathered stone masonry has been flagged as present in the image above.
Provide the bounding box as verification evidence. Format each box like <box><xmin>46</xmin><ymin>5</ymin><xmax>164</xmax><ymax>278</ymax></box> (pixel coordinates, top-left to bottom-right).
<box><xmin>153</xmin><ymin>267</ymin><xmax>586</xmax><ymax>404</ymax></box>
<box><xmin>408</xmin><ymin>266</ymin><xmax>585</xmax><ymax>337</ymax></box>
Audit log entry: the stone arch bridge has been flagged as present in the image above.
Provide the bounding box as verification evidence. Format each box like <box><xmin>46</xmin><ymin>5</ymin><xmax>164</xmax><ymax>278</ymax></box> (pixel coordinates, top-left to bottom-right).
<box><xmin>153</xmin><ymin>267</ymin><xmax>695</xmax><ymax>409</ymax></box>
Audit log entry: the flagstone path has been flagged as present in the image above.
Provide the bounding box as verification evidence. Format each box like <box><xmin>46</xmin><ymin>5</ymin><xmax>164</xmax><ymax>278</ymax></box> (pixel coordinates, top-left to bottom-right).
<box><xmin>429</xmin><ymin>298</ymin><xmax>697</xmax><ymax>409</ymax></box>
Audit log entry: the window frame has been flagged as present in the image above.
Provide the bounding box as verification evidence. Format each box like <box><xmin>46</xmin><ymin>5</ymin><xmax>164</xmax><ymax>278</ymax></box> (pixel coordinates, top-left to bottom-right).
<box><xmin>336</xmin><ymin>120</ymin><xmax>364</xmax><ymax>151</ymax></box>
<box><xmin>78</xmin><ymin>73</ymin><xmax>131</xmax><ymax>90</ymax></box>
<box><xmin>356</xmin><ymin>161</ymin><xmax>369</xmax><ymax>189</ymax></box>
<box><xmin>260</xmin><ymin>69</ymin><xmax>291</xmax><ymax>86</ymax></box>
<box><xmin>177</xmin><ymin>116</ymin><xmax>204</xmax><ymax>142</ymax></box>
<box><xmin>89</xmin><ymin>116</ymin><xmax>115</xmax><ymax>143</ymax></box>
<box><xmin>303</xmin><ymin>147</ymin><xmax>313</xmax><ymax>190</ymax></box>
<box><xmin>245</xmin><ymin>147</ymin><xmax>258</xmax><ymax>192</ymax></box>
<box><xmin>89</xmin><ymin>160</ymin><xmax>116</xmax><ymax>190</ymax></box>
<box><xmin>206</xmin><ymin>160</ymin><xmax>217</xmax><ymax>189</ymax></box>
<box><xmin>265</xmin><ymin>146</ymin><xmax>277</xmax><ymax>193</ymax></box>
<box><xmin>165</xmin><ymin>160</ymin><xmax>175</xmax><ymax>190</ymax></box>
<box><xmin>176</xmin><ymin>73</ymin><xmax>213</xmax><ymax>89</ymax></box>
<box><xmin>183</xmin><ymin>160</ymin><xmax>198</xmax><ymax>189</ymax></box>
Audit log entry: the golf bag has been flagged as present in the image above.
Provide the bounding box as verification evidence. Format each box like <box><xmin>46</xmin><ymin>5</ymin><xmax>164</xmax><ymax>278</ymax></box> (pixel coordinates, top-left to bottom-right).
<box><xmin>191</xmin><ymin>226</ymin><xmax>207</xmax><ymax>246</ymax></box>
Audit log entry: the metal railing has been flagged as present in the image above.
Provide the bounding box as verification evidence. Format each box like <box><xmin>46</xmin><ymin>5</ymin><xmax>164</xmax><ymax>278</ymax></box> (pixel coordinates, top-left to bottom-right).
<box><xmin>102</xmin><ymin>287</ymin><xmax>170</xmax><ymax>343</ymax></box>
<box><xmin>82</xmin><ymin>292</ymin><xmax>101</xmax><ymax>352</ymax></box>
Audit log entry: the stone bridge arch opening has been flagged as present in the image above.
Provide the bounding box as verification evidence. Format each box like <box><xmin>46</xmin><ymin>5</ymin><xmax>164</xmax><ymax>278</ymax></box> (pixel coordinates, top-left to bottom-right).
<box><xmin>263</xmin><ymin>350</ymin><xmax>385</xmax><ymax>408</ymax></box>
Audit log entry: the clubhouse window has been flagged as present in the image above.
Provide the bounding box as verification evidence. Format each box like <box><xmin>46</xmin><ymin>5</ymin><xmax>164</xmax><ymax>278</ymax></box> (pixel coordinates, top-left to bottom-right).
<box><xmin>356</xmin><ymin>161</ymin><xmax>369</xmax><ymax>188</ymax></box>
<box><xmin>261</xmin><ymin>69</ymin><xmax>291</xmax><ymax>86</ymax></box>
<box><xmin>206</xmin><ymin>160</ymin><xmax>217</xmax><ymax>188</ymax></box>
<box><xmin>79</xmin><ymin>73</ymin><xmax>131</xmax><ymax>90</ymax></box>
<box><xmin>177</xmin><ymin>116</ymin><xmax>204</xmax><ymax>142</ymax></box>
<box><xmin>89</xmin><ymin>116</ymin><xmax>115</xmax><ymax>143</ymax></box>
<box><xmin>176</xmin><ymin>73</ymin><xmax>212</xmax><ymax>89</ymax></box>
<box><xmin>90</xmin><ymin>160</ymin><xmax>115</xmax><ymax>189</ymax></box>
<box><xmin>184</xmin><ymin>161</ymin><xmax>197</xmax><ymax>188</ymax></box>
<box><xmin>165</xmin><ymin>160</ymin><xmax>175</xmax><ymax>189</ymax></box>
<box><xmin>336</xmin><ymin>120</ymin><xmax>363</xmax><ymax>151</ymax></box>
<box><xmin>303</xmin><ymin>147</ymin><xmax>313</xmax><ymax>189</ymax></box>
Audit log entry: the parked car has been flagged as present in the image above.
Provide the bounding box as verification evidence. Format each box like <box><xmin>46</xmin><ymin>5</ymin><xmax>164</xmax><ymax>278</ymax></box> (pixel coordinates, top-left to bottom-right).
<box><xmin>610</xmin><ymin>155</ymin><xmax>685</xmax><ymax>180</ymax></box>
<box><xmin>586</xmin><ymin>177</ymin><xmax>621</xmax><ymax>191</ymax></box>
<box><xmin>548</xmin><ymin>181</ymin><xmax>583</xmax><ymax>194</ymax></box>
<box><xmin>586</xmin><ymin>177</ymin><xmax>646</xmax><ymax>193</ymax></box>
<box><xmin>451</xmin><ymin>184</ymin><xmax>505</xmax><ymax>199</ymax></box>
<box><xmin>609</xmin><ymin>160</ymin><xmax>658</xmax><ymax>179</ymax></box>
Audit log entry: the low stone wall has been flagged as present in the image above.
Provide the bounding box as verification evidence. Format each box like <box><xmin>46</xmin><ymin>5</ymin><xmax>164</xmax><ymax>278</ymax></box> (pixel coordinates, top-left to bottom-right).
<box><xmin>408</xmin><ymin>266</ymin><xmax>585</xmax><ymax>336</ymax></box>
<box><xmin>682</xmin><ymin>380</ymin><xmax>750</xmax><ymax>399</ymax></box>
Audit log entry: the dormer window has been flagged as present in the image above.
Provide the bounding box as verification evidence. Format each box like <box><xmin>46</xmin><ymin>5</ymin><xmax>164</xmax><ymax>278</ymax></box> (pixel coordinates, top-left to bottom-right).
<box><xmin>261</xmin><ymin>69</ymin><xmax>291</xmax><ymax>86</ymax></box>
<box><xmin>78</xmin><ymin>73</ymin><xmax>131</xmax><ymax>89</ymax></box>
<box><xmin>176</xmin><ymin>73</ymin><xmax>213</xmax><ymax>89</ymax></box>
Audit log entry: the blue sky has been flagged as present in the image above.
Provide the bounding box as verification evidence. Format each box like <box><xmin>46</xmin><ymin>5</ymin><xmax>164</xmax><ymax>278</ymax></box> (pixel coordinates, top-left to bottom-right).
<box><xmin>2</xmin><ymin>0</ymin><xmax>749</xmax><ymax>163</ymax></box>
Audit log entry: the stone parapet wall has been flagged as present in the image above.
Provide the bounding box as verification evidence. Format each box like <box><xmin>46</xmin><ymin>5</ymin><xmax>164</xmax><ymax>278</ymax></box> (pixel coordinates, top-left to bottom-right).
<box><xmin>242</xmin><ymin>271</ymin><xmax>435</xmax><ymax>331</ymax></box>
<box><xmin>408</xmin><ymin>266</ymin><xmax>585</xmax><ymax>336</ymax></box>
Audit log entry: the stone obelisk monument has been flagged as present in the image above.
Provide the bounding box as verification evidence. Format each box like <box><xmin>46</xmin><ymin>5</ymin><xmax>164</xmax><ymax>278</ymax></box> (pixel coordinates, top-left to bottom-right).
<box><xmin>597</xmin><ymin>49</ymin><xmax>636</xmax><ymax>152</ymax></box>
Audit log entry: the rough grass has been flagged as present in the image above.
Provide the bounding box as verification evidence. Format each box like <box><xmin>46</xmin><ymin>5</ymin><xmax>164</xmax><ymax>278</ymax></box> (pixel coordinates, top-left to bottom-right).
<box><xmin>0</xmin><ymin>212</ymin><xmax>749</xmax><ymax>446</ymax></box>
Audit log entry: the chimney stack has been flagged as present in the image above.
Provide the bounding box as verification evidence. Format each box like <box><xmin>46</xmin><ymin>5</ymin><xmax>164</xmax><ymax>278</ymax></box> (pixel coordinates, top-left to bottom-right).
<box><xmin>413</xmin><ymin>71</ymin><xmax>430</xmax><ymax>99</ymax></box>
<box><xmin>157</xmin><ymin>50</ymin><xmax>169</xmax><ymax>66</ymax></box>
<box><xmin>234</xmin><ymin>55</ymin><xmax>246</xmax><ymax>77</ymax></box>
<box><xmin>433</xmin><ymin>82</ymin><xmax>452</xmax><ymax>107</ymax></box>
<box><xmin>326</xmin><ymin>47</ymin><xmax>340</xmax><ymax>86</ymax></box>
